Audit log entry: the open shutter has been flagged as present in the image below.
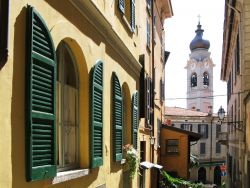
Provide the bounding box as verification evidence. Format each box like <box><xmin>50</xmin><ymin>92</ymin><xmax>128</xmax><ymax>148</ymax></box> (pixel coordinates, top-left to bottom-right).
<box><xmin>139</xmin><ymin>55</ymin><xmax>145</xmax><ymax>118</ymax></box>
<box><xmin>131</xmin><ymin>0</ymin><xmax>135</xmax><ymax>32</ymax></box>
<box><xmin>90</xmin><ymin>61</ymin><xmax>103</xmax><ymax>168</ymax></box>
<box><xmin>113</xmin><ymin>73</ymin><xmax>123</xmax><ymax>161</ymax></box>
<box><xmin>119</xmin><ymin>0</ymin><xmax>125</xmax><ymax>14</ymax></box>
<box><xmin>26</xmin><ymin>6</ymin><xmax>57</xmax><ymax>181</ymax></box>
<box><xmin>132</xmin><ymin>91</ymin><xmax>138</xmax><ymax>149</ymax></box>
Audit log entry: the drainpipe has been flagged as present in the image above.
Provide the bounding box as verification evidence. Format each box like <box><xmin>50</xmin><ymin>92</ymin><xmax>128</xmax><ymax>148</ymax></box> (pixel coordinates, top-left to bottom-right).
<box><xmin>151</xmin><ymin>0</ymin><xmax>155</xmax><ymax>163</ymax></box>
<box><xmin>210</xmin><ymin>115</ymin><xmax>214</xmax><ymax>183</ymax></box>
<box><xmin>151</xmin><ymin>0</ymin><xmax>155</xmax><ymax>187</ymax></box>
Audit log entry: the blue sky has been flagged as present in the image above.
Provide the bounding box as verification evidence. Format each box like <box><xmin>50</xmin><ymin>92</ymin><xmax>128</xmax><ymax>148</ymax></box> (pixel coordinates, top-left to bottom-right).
<box><xmin>164</xmin><ymin>0</ymin><xmax>227</xmax><ymax>113</ymax></box>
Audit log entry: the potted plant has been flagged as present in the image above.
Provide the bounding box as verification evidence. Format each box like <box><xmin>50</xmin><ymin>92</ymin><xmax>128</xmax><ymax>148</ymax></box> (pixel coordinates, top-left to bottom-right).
<box><xmin>123</xmin><ymin>144</ymin><xmax>139</xmax><ymax>179</ymax></box>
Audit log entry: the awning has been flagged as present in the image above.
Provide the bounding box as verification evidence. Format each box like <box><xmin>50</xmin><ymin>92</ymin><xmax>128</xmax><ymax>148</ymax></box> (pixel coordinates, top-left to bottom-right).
<box><xmin>140</xmin><ymin>161</ymin><xmax>163</xmax><ymax>170</ymax></box>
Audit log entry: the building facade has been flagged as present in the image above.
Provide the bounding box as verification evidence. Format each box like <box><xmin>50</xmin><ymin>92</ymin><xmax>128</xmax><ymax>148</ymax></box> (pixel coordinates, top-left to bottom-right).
<box><xmin>0</xmin><ymin>0</ymin><xmax>172</xmax><ymax>188</ymax></box>
<box><xmin>165</xmin><ymin>107</ymin><xmax>227</xmax><ymax>185</ymax></box>
<box><xmin>160</xmin><ymin>124</ymin><xmax>201</xmax><ymax>179</ymax></box>
<box><xmin>221</xmin><ymin>0</ymin><xmax>250</xmax><ymax>187</ymax></box>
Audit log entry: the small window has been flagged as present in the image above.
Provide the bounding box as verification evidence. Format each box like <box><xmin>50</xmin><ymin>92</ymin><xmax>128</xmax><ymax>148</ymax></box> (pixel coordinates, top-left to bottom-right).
<box><xmin>161</xmin><ymin>31</ymin><xmax>165</xmax><ymax>61</ymax></box>
<box><xmin>216</xmin><ymin>142</ymin><xmax>221</xmax><ymax>153</ymax></box>
<box><xmin>198</xmin><ymin>124</ymin><xmax>208</xmax><ymax>139</ymax></box>
<box><xmin>146</xmin><ymin>0</ymin><xmax>151</xmax><ymax>15</ymax></box>
<box><xmin>181</xmin><ymin>124</ymin><xmax>192</xmax><ymax>131</ymax></box>
<box><xmin>200</xmin><ymin>143</ymin><xmax>206</xmax><ymax>154</ymax></box>
<box><xmin>118</xmin><ymin>0</ymin><xmax>135</xmax><ymax>32</ymax></box>
<box><xmin>153</xmin><ymin>15</ymin><xmax>156</xmax><ymax>44</ymax></box>
<box><xmin>203</xmin><ymin>72</ymin><xmax>209</xmax><ymax>86</ymax></box>
<box><xmin>166</xmin><ymin>139</ymin><xmax>179</xmax><ymax>155</ymax></box>
<box><xmin>216</xmin><ymin>124</ymin><xmax>221</xmax><ymax>138</ymax></box>
<box><xmin>160</xmin><ymin>79</ymin><xmax>165</xmax><ymax>102</ymax></box>
<box><xmin>191</xmin><ymin>73</ymin><xmax>197</xmax><ymax>87</ymax></box>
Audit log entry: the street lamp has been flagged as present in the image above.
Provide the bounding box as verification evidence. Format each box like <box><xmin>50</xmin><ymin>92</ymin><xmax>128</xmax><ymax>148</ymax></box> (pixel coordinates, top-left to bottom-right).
<box><xmin>149</xmin><ymin>136</ymin><xmax>155</xmax><ymax>145</ymax></box>
<box><xmin>217</xmin><ymin>106</ymin><xmax>245</xmax><ymax>131</ymax></box>
<box><xmin>217</xmin><ymin>106</ymin><xmax>226</xmax><ymax>123</ymax></box>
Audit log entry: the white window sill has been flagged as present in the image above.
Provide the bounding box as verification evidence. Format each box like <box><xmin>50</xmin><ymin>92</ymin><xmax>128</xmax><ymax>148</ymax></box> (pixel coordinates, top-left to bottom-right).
<box><xmin>121</xmin><ymin>15</ymin><xmax>134</xmax><ymax>34</ymax></box>
<box><xmin>52</xmin><ymin>169</ymin><xmax>89</xmax><ymax>184</ymax></box>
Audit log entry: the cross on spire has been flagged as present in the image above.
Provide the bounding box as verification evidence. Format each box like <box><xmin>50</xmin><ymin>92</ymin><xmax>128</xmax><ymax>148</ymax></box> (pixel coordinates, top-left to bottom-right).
<box><xmin>198</xmin><ymin>14</ymin><xmax>201</xmax><ymax>24</ymax></box>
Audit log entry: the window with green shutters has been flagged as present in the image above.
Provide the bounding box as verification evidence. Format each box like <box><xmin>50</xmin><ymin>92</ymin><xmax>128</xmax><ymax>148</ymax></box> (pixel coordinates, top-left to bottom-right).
<box><xmin>90</xmin><ymin>61</ymin><xmax>103</xmax><ymax>168</ymax></box>
<box><xmin>112</xmin><ymin>72</ymin><xmax>123</xmax><ymax>161</ymax></box>
<box><xmin>132</xmin><ymin>91</ymin><xmax>138</xmax><ymax>149</ymax></box>
<box><xmin>118</xmin><ymin>0</ymin><xmax>136</xmax><ymax>33</ymax></box>
<box><xmin>131</xmin><ymin>0</ymin><xmax>135</xmax><ymax>32</ymax></box>
<box><xmin>25</xmin><ymin>6</ymin><xmax>57</xmax><ymax>181</ymax></box>
<box><xmin>118</xmin><ymin>0</ymin><xmax>125</xmax><ymax>14</ymax></box>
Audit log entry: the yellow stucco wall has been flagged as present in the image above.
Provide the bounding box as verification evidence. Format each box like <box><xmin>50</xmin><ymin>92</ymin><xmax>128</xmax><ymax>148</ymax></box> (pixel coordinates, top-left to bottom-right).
<box><xmin>160</xmin><ymin>128</ymin><xmax>189</xmax><ymax>179</ymax></box>
<box><xmin>0</xmin><ymin>0</ymin><xmax>142</xmax><ymax>187</ymax></box>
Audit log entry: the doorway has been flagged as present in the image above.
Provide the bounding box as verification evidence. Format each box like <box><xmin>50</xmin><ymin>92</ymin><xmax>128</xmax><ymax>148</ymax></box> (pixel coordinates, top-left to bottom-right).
<box><xmin>140</xmin><ymin>141</ymin><xmax>146</xmax><ymax>188</ymax></box>
<box><xmin>198</xmin><ymin>167</ymin><xmax>206</xmax><ymax>184</ymax></box>
<box><xmin>214</xmin><ymin>166</ymin><xmax>221</xmax><ymax>186</ymax></box>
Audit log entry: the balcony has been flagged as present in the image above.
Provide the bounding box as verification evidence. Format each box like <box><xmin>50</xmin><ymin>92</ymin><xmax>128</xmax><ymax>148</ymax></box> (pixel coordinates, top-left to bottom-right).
<box><xmin>218</xmin><ymin>132</ymin><xmax>228</xmax><ymax>145</ymax></box>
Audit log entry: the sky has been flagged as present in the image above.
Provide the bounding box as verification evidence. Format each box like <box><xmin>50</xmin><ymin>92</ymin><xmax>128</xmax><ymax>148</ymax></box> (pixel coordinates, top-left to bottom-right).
<box><xmin>164</xmin><ymin>0</ymin><xmax>227</xmax><ymax>113</ymax></box>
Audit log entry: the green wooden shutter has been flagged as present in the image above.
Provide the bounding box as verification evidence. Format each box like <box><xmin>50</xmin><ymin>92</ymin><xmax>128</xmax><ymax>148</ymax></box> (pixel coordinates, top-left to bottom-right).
<box><xmin>90</xmin><ymin>61</ymin><xmax>103</xmax><ymax>168</ymax></box>
<box><xmin>112</xmin><ymin>73</ymin><xmax>123</xmax><ymax>161</ymax></box>
<box><xmin>26</xmin><ymin>6</ymin><xmax>57</xmax><ymax>181</ymax></box>
<box><xmin>131</xmin><ymin>0</ymin><xmax>135</xmax><ymax>32</ymax></box>
<box><xmin>132</xmin><ymin>91</ymin><xmax>138</xmax><ymax>149</ymax></box>
<box><xmin>119</xmin><ymin>0</ymin><xmax>125</xmax><ymax>14</ymax></box>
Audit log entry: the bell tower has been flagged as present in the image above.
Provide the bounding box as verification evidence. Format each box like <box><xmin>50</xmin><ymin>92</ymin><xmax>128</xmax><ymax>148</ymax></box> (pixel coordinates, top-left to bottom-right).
<box><xmin>186</xmin><ymin>21</ymin><xmax>214</xmax><ymax>113</ymax></box>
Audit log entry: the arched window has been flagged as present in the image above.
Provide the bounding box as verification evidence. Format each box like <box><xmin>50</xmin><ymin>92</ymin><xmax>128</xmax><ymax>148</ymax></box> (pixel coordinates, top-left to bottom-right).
<box><xmin>203</xmin><ymin>72</ymin><xmax>209</xmax><ymax>86</ymax></box>
<box><xmin>56</xmin><ymin>42</ymin><xmax>79</xmax><ymax>171</ymax></box>
<box><xmin>191</xmin><ymin>73</ymin><xmax>197</xmax><ymax>87</ymax></box>
<box><xmin>214</xmin><ymin>166</ymin><xmax>222</xmax><ymax>186</ymax></box>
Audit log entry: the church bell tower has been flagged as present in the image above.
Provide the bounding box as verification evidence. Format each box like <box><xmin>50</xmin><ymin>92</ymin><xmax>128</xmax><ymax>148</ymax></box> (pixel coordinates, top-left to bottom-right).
<box><xmin>186</xmin><ymin>21</ymin><xmax>214</xmax><ymax>113</ymax></box>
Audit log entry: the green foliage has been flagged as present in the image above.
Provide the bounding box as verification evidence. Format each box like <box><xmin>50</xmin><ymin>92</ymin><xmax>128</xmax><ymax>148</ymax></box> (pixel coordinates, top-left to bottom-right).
<box><xmin>124</xmin><ymin>144</ymin><xmax>139</xmax><ymax>179</ymax></box>
<box><xmin>160</xmin><ymin>170</ymin><xmax>203</xmax><ymax>188</ymax></box>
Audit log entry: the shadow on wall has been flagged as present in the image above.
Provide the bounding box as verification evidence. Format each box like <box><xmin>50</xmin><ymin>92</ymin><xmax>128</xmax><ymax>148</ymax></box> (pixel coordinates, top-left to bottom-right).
<box><xmin>45</xmin><ymin>0</ymin><xmax>103</xmax><ymax>47</ymax></box>
<box><xmin>11</xmin><ymin>7</ymin><xmax>28</xmax><ymax>188</ymax></box>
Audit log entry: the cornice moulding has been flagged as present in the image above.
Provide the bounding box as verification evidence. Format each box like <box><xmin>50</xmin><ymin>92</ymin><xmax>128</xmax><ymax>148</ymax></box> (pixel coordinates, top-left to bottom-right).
<box><xmin>70</xmin><ymin>0</ymin><xmax>141</xmax><ymax>76</ymax></box>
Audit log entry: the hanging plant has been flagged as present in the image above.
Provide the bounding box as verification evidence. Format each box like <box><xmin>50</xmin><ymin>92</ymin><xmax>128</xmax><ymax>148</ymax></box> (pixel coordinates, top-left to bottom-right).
<box><xmin>160</xmin><ymin>170</ymin><xmax>203</xmax><ymax>188</ymax></box>
<box><xmin>123</xmin><ymin>144</ymin><xmax>139</xmax><ymax>179</ymax></box>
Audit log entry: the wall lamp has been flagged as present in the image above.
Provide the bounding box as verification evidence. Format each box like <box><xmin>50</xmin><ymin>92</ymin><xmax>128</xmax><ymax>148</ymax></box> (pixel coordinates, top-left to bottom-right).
<box><xmin>217</xmin><ymin>106</ymin><xmax>244</xmax><ymax>131</ymax></box>
<box><xmin>149</xmin><ymin>136</ymin><xmax>155</xmax><ymax>145</ymax></box>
